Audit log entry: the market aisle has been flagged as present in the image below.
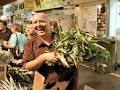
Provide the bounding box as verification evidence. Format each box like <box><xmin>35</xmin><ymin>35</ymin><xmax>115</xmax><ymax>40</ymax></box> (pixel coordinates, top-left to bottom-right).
<box><xmin>77</xmin><ymin>65</ymin><xmax>120</xmax><ymax>90</ymax></box>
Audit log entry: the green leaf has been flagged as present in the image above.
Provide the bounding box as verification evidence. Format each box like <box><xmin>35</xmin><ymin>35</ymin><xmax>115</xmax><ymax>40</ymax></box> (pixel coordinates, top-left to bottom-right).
<box><xmin>57</xmin><ymin>53</ymin><xmax>70</xmax><ymax>68</ymax></box>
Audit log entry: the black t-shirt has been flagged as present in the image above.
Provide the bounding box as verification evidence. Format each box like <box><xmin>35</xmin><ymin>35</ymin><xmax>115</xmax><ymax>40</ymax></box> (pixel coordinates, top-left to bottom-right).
<box><xmin>0</xmin><ymin>28</ymin><xmax>12</xmax><ymax>50</ymax></box>
<box><xmin>0</xmin><ymin>28</ymin><xmax>12</xmax><ymax>41</ymax></box>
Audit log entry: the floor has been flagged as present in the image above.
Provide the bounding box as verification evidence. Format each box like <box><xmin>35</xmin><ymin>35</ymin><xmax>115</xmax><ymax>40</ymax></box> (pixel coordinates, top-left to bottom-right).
<box><xmin>77</xmin><ymin>65</ymin><xmax>120</xmax><ymax>90</ymax></box>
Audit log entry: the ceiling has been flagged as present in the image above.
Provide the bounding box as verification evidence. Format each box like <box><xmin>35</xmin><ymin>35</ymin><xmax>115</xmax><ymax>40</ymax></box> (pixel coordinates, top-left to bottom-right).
<box><xmin>0</xmin><ymin>0</ymin><xmax>16</xmax><ymax>6</ymax></box>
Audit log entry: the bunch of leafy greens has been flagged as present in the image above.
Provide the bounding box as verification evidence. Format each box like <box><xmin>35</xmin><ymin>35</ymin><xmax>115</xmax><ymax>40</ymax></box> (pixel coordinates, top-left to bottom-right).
<box><xmin>0</xmin><ymin>40</ymin><xmax>33</xmax><ymax>89</ymax></box>
<box><xmin>7</xmin><ymin>60</ymin><xmax>33</xmax><ymax>90</ymax></box>
<box><xmin>52</xmin><ymin>27</ymin><xmax>111</xmax><ymax>68</ymax></box>
<box><xmin>0</xmin><ymin>76</ymin><xmax>28</xmax><ymax>90</ymax></box>
<box><xmin>0</xmin><ymin>40</ymin><xmax>14</xmax><ymax>63</ymax></box>
<box><xmin>0</xmin><ymin>60</ymin><xmax>33</xmax><ymax>90</ymax></box>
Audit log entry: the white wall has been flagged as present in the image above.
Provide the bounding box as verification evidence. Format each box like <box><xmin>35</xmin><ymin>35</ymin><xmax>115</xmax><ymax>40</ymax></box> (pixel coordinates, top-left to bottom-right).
<box><xmin>116</xmin><ymin>1</ymin><xmax>120</xmax><ymax>29</ymax></box>
<box><xmin>109</xmin><ymin>0</ymin><xmax>120</xmax><ymax>37</ymax></box>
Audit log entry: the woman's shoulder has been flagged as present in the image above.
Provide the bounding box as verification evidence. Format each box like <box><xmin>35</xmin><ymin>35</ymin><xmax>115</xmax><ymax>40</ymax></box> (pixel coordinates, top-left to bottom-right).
<box><xmin>10</xmin><ymin>33</ymin><xmax>16</xmax><ymax>37</ymax></box>
<box><xmin>13</xmin><ymin>32</ymin><xmax>20</xmax><ymax>36</ymax></box>
<box><xmin>15</xmin><ymin>32</ymin><xmax>25</xmax><ymax>37</ymax></box>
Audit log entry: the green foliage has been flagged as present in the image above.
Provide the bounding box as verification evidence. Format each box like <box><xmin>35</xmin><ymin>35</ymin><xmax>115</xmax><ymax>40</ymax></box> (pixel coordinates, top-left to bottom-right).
<box><xmin>0</xmin><ymin>76</ymin><xmax>28</xmax><ymax>90</ymax></box>
<box><xmin>0</xmin><ymin>40</ymin><xmax>33</xmax><ymax>89</ymax></box>
<box><xmin>7</xmin><ymin>60</ymin><xmax>33</xmax><ymax>90</ymax></box>
<box><xmin>0</xmin><ymin>40</ymin><xmax>14</xmax><ymax>63</ymax></box>
<box><xmin>0</xmin><ymin>50</ymin><xmax>13</xmax><ymax>63</ymax></box>
<box><xmin>0</xmin><ymin>60</ymin><xmax>33</xmax><ymax>90</ymax></box>
<box><xmin>53</xmin><ymin>27</ymin><xmax>111</xmax><ymax>68</ymax></box>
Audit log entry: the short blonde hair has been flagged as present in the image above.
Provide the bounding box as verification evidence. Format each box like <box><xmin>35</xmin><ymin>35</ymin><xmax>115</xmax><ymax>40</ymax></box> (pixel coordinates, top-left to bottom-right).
<box><xmin>11</xmin><ymin>23</ymin><xmax>22</xmax><ymax>32</ymax></box>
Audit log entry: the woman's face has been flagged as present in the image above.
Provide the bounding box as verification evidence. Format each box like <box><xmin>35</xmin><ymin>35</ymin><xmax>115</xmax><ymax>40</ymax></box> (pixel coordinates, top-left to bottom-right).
<box><xmin>0</xmin><ymin>22</ymin><xmax>5</xmax><ymax>31</ymax></box>
<box><xmin>26</xmin><ymin>24</ymin><xmax>36</xmax><ymax>36</ymax></box>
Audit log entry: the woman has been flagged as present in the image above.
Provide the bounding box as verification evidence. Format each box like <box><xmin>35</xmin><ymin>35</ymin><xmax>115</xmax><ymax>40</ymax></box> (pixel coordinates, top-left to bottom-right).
<box><xmin>26</xmin><ymin>21</ymin><xmax>36</xmax><ymax>40</ymax></box>
<box><xmin>3</xmin><ymin>23</ymin><xmax>27</xmax><ymax>59</ymax></box>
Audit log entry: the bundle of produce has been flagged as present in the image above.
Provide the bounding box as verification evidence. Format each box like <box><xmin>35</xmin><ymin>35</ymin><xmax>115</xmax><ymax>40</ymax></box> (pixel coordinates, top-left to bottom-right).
<box><xmin>0</xmin><ymin>40</ymin><xmax>13</xmax><ymax>63</ymax></box>
<box><xmin>0</xmin><ymin>76</ymin><xmax>28</xmax><ymax>90</ymax></box>
<box><xmin>50</xmin><ymin>27</ymin><xmax>110</xmax><ymax>68</ymax></box>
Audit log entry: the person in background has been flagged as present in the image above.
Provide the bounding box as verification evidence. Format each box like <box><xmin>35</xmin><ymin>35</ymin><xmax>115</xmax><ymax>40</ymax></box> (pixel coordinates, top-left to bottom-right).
<box><xmin>26</xmin><ymin>21</ymin><xmax>36</xmax><ymax>40</ymax></box>
<box><xmin>22</xmin><ymin>12</ymin><xmax>78</xmax><ymax>90</ymax></box>
<box><xmin>3</xmin><ymin>23</ymin><xmax>27</xmax><ymax>59</ymax></box>
<box><xmin>0</xmin><ymin>20</ymin><xmax>12</xmax><ymax>50</ymax></box>
<box><xmin>50</xmin><ymin>20</ymin><xmax>59</xmax><ymax>37</ymax></box>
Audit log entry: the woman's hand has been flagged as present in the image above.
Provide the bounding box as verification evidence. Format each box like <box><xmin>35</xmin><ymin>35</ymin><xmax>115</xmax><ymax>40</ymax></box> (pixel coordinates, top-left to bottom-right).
<box><xmin>3</xmin><ymin>41</ymin><xmax>14</xmax><ymax>48</ymax></box>
<box><xmin>3</xmin><ymin>41</ymin><xmax>8</xmax><ymax>47</ymax></box>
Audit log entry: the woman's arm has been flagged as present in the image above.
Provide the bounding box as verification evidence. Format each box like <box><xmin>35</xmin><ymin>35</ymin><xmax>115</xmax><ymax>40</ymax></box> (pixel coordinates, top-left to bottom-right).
<box><xmin>3</xmin><ymin>33</ymin><xmax>16</xmax><ymax>49</ymax></box>
<box><xmin>3</xmin><ymin>41</ymin><xmax>15</xmax><ymax>48</ymax></box>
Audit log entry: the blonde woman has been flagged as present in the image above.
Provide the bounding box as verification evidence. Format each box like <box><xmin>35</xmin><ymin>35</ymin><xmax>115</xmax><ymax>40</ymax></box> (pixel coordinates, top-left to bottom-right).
<box><xmin>26</xmin><ymin>21</ymin><xmax>36</xmax><ymax>40</ymax></box>
<box><xmin>3</xmin><ymin>23</ymin><xmax>27</xmax><ymax>59</ymax></box>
